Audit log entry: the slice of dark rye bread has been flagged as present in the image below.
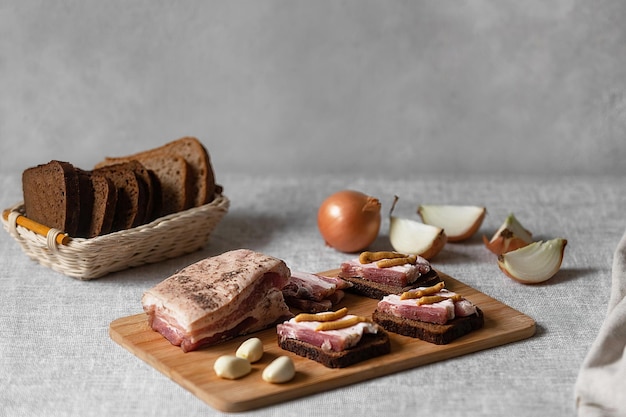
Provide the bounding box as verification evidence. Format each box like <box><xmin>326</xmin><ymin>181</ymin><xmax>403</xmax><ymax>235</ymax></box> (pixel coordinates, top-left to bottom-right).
<box><xmin>88</xmin><ymin>174</ymin><xmax>117</xmax><ymax>236</ymax></box>
<box><xmin>75</xmin><ymin>169</ymin><xmax>95</xmax><ymax>237</ymax></box>
<box><xmin>92</xmin><ymin>161</ymin><xmax>151</xmax><ymax>231</ymax></box>
<box><xmin>96</xmin><ymin>153</ymin><xmax>191</xmax><ymax>217</ymax></box>
<box><xmin>278</xmin><ymin>331</ymin><xmax>391</xmax><ymax>368</ymax></box>
<box><xmin>122</xmin><ymin>159</ymin><xmax>156</xmax><ymax>225</ymax></box>
<box><xmin>96</xmin><ymin>136</ymin><xmax>217</xmax><ymax>207</ymax></box>
<box><xmin>75</xmin><ymin>169</ymin><xmax>118</xmax><ymax>238</ymax></box>
<box><xmin>341</xmin><ymin>269</ymin><xmax>442</xmax><ymax>300</ymax></box>
<box><xmin>22</xmin><ymin>160</ymin><xmax>81</xmax><ymax>236</ymax></box>
<box><xmin>372</xmin><ymin>308</ymin><xmax>485</xmax><ymax>345</ymax></box>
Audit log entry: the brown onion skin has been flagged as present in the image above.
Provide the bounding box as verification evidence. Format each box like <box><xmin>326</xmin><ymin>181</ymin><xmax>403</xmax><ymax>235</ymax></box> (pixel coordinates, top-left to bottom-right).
<box><xmin>317</xmin><ymin>190</ymin><xmax>382</xmax><ymax>253</ymax></box>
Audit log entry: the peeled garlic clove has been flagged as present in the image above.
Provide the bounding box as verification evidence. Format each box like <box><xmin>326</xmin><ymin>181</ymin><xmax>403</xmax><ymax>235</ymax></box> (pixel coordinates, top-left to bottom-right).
<box><xmin>262</xmin><ymin>356</ymin><xmax>296</xmax><ymax>384</ymax></box>
<box><xmin>213</xmin><ymin>355</ymin><xmax>252</xmax><ymax>380</ymax></box>
<box><xmin>497</xmin><ymin>238</ymin><xmax>567</xmax><ymax>284</ymax></box>
<box><xmin>417</xmin><ymin>204</ymin><xmax>487</xmax><ymax>242</ymax></box>
<box><xmin>389</xmin><ymin>216</ymin><xmax>447</xmax><ymax>260</ymax></box>
<box><xmin>235</xmin><ymin>337</ymin><xmax>264</xmax><ymax>363</ymax></box>
<box><xmin>484</xmin><ymin>213</ymin><xmax>533</xmax><ymax>255</ymax></box>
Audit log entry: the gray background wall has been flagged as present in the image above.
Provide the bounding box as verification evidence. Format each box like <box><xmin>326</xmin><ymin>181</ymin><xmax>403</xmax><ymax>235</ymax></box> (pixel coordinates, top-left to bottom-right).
<box><xmin>2</xmin><ymin>0</ymin><xmax>625</xmax><ymax>178</ymax></box>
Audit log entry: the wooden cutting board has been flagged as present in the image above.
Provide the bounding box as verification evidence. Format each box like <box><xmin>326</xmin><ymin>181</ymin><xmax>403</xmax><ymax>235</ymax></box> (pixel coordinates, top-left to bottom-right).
<box><xmin>109</xmin><ymin>270</ymin><xmax>535</xmax><ymax>412</ymax></box>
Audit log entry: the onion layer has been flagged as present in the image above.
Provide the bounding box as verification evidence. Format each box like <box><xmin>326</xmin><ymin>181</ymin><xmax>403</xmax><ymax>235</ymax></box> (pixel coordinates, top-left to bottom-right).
<box><xmin>317</xmin><ymin>190</ymin><xmax>381</xmax><ymax>253</ymax></box>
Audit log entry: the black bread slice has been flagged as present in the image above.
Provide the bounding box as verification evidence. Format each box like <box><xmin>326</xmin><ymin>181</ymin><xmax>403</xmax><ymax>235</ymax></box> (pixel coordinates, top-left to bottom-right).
<box><xmin>75</xmin><ymin>169</ymin><xmax>118</xmax><ymax>237</ymax></box>
<box><xmin>123</xmin><ymin>160</ymin><xmax>155</xmax><ymax>224</ymax></box>
<box><xmin>98</xmin><ymin>136</ymin><xmax>216</xmax><ymax>206</ymax></box>
<box><xmin>89</xmin><ymin>174</ymin><xmax>117</xmax><ymax>236</ymax></box>
<box><xmin>93</xmin><ymin>162</ymin><xmax>148</xmax><ymax>231</ymax></box>
<box><xmin>139</xmin><ymin>154</ymin><xmax>192</xmax><ymax>216</ymax></box>
<box><xmin>96</xmin><ymin>153</ymin><xmax>190</xmax><ymax>217</ymax></box>
<box><xmin>342</xmin><ymin>269</ymin><xmax>442</xmax><ymax>300</ymax></box>
<box><xmin>22</xmin><ymin>160</ymin><xmax>81</xmax><ymax>236</ymax></box>
<box><xmin>75</xmin><ymin>169</ymin><xmax>95</xmax><ymax>238</ymax></box>
<box><xmin>278</xmin><ymin>331</ymin><xmax>391</xmax><ymax>368</ymax></box>
<box><xmin>372</xmin><ymin>308</ymin><xmax>484</xmax><ymax>345</ymax></box>
<box><xmin>146</xmin><ymin>169</ymin><xmax>162</xmax><ymax>221</ymax></box>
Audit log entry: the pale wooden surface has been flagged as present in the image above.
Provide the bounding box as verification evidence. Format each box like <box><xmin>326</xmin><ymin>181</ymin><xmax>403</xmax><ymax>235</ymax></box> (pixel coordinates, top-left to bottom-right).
<box><xmin>109</xmin><ymin>270</ymin><xmax>536</xmax><ymax>412</ymax></box>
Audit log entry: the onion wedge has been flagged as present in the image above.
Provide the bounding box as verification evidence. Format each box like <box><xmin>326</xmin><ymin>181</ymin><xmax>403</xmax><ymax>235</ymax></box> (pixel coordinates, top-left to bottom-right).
<box><xmin>497</xmin><ymin>238</ymin><xmax>567</xmax><ymax>284</ymax></box>
<box><xmin>484</xmin><ymin>213</ymin><xmax>533</xmax><ymax>255</ymax></box>
<box><xmin>389</xmin><ymin>197</ymin><xmax>446</xmax><ymax>260</ymax></box>
<box><xmin>418</xmin><ymin>204</ymin><xmax>486</xmax><ymax>242</ymax></box>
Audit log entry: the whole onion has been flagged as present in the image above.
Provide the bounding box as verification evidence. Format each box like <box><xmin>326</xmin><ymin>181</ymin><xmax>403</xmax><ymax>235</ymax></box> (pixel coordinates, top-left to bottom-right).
<box><xmin>317</xmin><ymin>190</ymin><xmax>381</xmax><ymax>253</ymax></box>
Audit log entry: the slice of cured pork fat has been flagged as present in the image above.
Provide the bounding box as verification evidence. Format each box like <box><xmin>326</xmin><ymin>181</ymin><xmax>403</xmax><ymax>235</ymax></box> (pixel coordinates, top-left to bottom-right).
<box><xmin>340</xmin><ymin>256</ymin><xmax>431</xmax><ymax>287</ymax></box>
<box><xmin>141</xmin><ymin>249</ymin><xmax>293</xmax><ymax>352</ymax></box>
<box><xmin>282</xmin><ymin>271</ymin><xmax>352</xmax><ymax>313</ymax></box>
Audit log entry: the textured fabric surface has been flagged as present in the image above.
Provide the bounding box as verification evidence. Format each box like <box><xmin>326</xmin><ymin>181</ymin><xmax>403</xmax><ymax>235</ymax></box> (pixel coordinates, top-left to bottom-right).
<box><xmin>575</xmin><ymin>229</ymin><xmax>626</xmax><ymax>416</ymax></box>
<box><xmin>1</xmin><ymin>171</ymin><xmax>624</xmax><ymax>417</ymax></box>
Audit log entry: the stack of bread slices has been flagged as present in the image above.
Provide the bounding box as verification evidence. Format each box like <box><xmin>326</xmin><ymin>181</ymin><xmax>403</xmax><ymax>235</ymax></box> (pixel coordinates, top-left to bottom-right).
<box><xmin>21</xmin><ymin>137</ymin><xmax>219</xmax><ymax>238</ymax></box>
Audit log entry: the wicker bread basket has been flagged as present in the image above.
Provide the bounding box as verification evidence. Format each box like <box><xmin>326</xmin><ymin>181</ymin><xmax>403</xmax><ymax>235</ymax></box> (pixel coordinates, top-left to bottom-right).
<box><xmin>2</xmin><ymin>194</ymin><xmax>229</xmax><ymax>280</ymax></box>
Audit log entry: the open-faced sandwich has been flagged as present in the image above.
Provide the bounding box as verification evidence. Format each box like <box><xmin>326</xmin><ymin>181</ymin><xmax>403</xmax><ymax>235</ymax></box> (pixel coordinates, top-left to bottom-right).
<box><xmin>281</xmin><ymin>271</ymin><xmax>352</xmax><ymax>313</ymax></box>
<box><xmin>339</xmin><ymin>251</ymin><xmax>441</xmax><ymax>299</ymax></box>
<box><xmin>372</xmin><ymin>281</ymin><xmax>484</xmax><ymax>345</ymax></box>
<box><xmin>141</xmin><ymin>249</ymin><xmax>293</xmax><ymax>352</ymax></box>
<box><xmin>276</xmin><ymin>307</ymin><xmax>390</xmax><ymax>368</ymax></box>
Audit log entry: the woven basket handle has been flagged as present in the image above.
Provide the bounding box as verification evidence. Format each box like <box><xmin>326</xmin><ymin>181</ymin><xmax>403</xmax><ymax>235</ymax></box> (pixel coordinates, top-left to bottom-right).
<box><xmin>2</xmin><ymin>208</ymin><xmax>70</xmax><ymax>245</ymax></box>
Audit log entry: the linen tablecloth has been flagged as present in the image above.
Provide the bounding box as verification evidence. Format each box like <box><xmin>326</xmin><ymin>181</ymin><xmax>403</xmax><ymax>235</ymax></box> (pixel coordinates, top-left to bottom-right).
<box><xmin>2</xmin><ymin>172</ymin><xmax>625</xmax><ymax>417</ymax></box>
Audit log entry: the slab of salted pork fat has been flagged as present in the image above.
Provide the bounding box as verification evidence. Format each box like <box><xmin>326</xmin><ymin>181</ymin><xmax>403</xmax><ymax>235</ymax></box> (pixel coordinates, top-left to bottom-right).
<box><xmin>141</xmin><ymin>249</ymin><xmax>293</xmax><ymax>352</ymax></box>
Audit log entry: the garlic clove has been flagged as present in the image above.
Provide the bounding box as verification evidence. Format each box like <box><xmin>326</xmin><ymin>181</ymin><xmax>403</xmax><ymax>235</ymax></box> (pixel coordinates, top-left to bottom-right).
<box><xmin>262</xmin><ymin>356</ymin><xmax>296</xmax><ymax>384</ymax></box>
<box><xmin>417</xmin><ymin>204</ymin><xmax>487</xmax><ymax>242</ymax></box>
<box><xmin>497</xmin><ymin>238</ymin><xmax>567</xmax><ymax>284</ymax></box>
<box><xmin>389</xmin><ymin>216</ymin><xmax>447</xmax><ymax>260</ymax></box>
<box><xmin>484</xmin><ymin>213</ymin><xmax>533</xmax><ymax>255</ymax></box>
<box><xmin>213</xmin><ymin>355</ymin><xmax>252</xmax><ymax>380</ymax></box>
<box><xmin>235</xmin><ymin>337</ymin><xmax>264</xmax><ymax>363</ymax></box>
